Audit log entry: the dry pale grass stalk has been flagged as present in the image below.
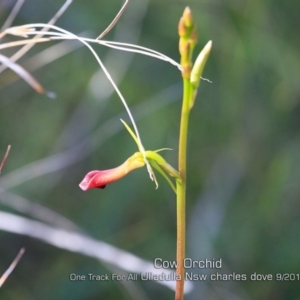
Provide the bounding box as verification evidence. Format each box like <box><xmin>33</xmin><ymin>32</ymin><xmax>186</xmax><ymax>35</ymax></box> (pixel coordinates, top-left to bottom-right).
<box><xmin>97</xmin><ymin>0</ymin><xmax>129</xmax><ymax>40</ymax></box>
<box><xmin>0</xmin><ymin>145</ymin><xmax>25</xmax><ymax>288</ymax></box>
<box><xmin>0</xmin><ymin>248</ymin><xmax>25</xmax><ymax>288</ymax></box>
<box><xmin>0</xmin><ymin>0</ymin><xmax>24</xmax><ymax>32</ymax></box>
<box><xmin>0</xmin><ymin>145</ymin><xmax>11</xmax><ymax>174</ymax></box>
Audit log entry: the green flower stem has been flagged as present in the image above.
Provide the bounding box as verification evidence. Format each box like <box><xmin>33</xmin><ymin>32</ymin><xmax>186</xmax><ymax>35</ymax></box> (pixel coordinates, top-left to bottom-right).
<box><xmin>175</xmin><ymin>77</ymin><xmax>192</xmax><ymax>300</ymax></box>
<box><xmin>175</xmin><ymin>8</ymin><xmax>211</xmax><ymax>299</ymax></box>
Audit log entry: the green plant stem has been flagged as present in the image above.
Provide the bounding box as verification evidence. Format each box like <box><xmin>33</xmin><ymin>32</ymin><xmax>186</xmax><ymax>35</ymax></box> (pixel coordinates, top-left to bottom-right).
<box><xmin>175</xmin><ymin>78</ymin><xmax>191</xmax><ymax>300</ymax></box>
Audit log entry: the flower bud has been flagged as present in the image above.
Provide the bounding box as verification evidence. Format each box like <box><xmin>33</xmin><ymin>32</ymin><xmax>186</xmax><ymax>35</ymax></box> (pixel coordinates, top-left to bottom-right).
<box><xmin>190</xmin><ymin>40</ymin><xmax>212</xmax><ymax>88</ymax></box>
<box><xmin>182</xmin><ymin>7</ymin><xmax>193</xmax><ymax>28</ymax></box>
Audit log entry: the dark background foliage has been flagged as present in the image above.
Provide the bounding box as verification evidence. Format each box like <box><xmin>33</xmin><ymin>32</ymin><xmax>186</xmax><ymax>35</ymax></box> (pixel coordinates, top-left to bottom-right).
<box><xmin>1</xmin><ymin>0</ymin><xmax>300</xmax><ymax>299</ymax></box>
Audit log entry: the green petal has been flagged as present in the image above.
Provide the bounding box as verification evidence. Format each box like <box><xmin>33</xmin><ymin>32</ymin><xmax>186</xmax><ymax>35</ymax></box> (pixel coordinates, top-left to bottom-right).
<box><xmin>120</xmin><ymin>119</ymin><xmax>141</xmax><ymax>151</ymax></box>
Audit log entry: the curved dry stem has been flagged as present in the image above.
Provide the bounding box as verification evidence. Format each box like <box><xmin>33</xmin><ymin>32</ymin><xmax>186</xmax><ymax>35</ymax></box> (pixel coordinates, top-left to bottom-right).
<box><xmin>2</xmin><ymin>24</ymin><xmax>145</xmax><ymax>152</ymax></box>
<box><xmin>0</xmin><ymin>28</ymin><xmax>181</xmax><ymax>70</ymax></box>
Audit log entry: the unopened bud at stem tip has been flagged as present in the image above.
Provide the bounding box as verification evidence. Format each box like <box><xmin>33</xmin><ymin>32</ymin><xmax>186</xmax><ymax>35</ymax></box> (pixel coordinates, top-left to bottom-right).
<box><xmin>183</xmin><ymin>7</ymin><xmax>193</xmax><ymax>28</ymax></box>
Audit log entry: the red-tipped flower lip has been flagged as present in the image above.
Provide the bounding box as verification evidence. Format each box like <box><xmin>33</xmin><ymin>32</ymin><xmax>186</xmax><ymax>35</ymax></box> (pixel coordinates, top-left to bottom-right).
<box><xmin>79</xmin><ymin>169</ymin><xmax>120</xmax><ymax>191</ymax></box>
<box><xmin>79</xmin><ymin>153</ymin><xmax>145</xmax><ymax>191</ymax></box>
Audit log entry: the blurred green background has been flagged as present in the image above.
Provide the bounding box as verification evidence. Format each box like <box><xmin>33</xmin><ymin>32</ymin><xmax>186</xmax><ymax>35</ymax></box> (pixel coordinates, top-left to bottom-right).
<box><xmin>0</xmin><ymin>0</ymin><xmax>300</xmax><ymax>299</ymax></box>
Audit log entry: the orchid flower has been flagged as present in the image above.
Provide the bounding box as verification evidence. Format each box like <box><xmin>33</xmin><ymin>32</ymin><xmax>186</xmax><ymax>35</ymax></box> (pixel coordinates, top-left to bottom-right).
<box><xmin>79</xmin><ymin>120</ymin><xmax>180</xmax><ymax>193</ymax></box>
<box><xmin>79</xmin><ymin>152</ymin><xmax>145</xmax><ymax>191</ymax></box>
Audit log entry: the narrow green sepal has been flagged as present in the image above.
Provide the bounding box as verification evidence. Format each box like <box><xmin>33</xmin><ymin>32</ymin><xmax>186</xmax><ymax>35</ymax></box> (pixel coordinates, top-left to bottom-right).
<box><xmin>120</xmin><ymin>119</ymin><xmax>141</xmax><ymax>150</ymax></box>
<box><xmin>149</xmin><ymin>161</ymin><xmax>177</xmax><ymax>194</ymax></box>
<box><xmin>121</xmin><ymin>120</ymin><xmax>179</xmax><ymax>191</ymax></box>
<box><xmin>145</xmin><ymin>151</ymin><xmax>180</xmax><ymax>179</ymax></box>
<box><xmin>121</xmin><ymin>119</ymin><xmax>160</xmax><ymax>188</ymax></box>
